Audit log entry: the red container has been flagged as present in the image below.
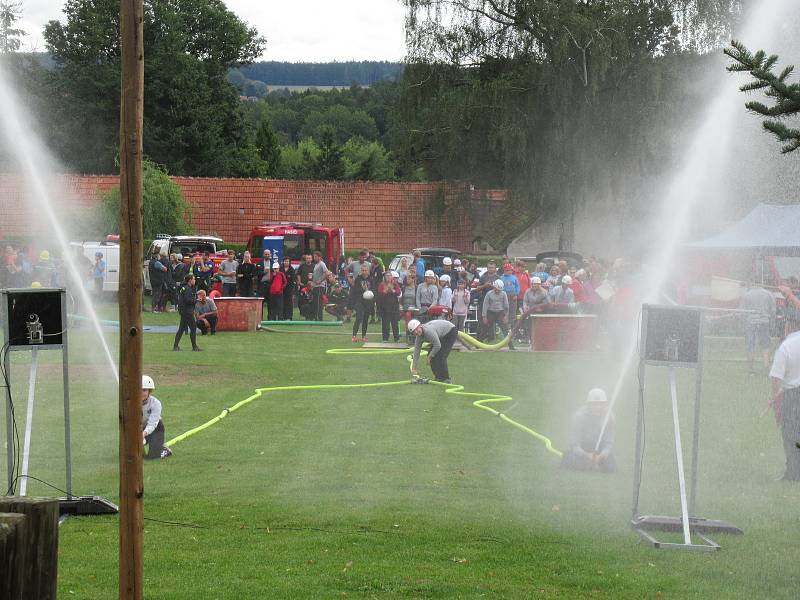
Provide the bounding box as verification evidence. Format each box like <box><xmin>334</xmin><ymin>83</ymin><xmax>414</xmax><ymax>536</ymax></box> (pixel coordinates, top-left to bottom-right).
<box><xmin>530</xmin><ymin>315</ymin><xmax>598</xmax><ymax>351</ymax></box>
<box><xmin>214</xmin><ymin>297</ymin><xmax>263</xmax><ymax>332</ymax></box>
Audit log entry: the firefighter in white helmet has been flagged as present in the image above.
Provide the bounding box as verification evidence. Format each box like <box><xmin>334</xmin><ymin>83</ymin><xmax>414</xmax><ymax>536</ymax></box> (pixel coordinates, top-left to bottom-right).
<box><xmin>142</xmin><ymin>375</ymin><xmax>172</xmax><ymax>459</ymax></box>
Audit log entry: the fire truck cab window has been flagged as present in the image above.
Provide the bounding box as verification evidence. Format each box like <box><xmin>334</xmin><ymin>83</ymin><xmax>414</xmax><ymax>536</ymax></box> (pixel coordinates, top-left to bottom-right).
<box><xmin>306</xmin><ymin>231</ymin><xmax>327</xmax><ymax>257</ymax></box>
<box><xmin>248</xmin><ymin>236</ymin><xmax>264</xmax><ymax>257</ymax></box>
<box><xmin>283</xmin><ymin>235</ymin><xmax>303</xmax><ymax>261</ymax></box>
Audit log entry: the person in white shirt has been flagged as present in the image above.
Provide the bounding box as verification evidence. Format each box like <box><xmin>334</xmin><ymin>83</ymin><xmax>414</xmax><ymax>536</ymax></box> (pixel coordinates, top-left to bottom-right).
<box><xmin>769</xmin><ymin>317</ymin><xmax>800</xmax><ymax>480</ymax></box>
<box><xmin>438</xmin><ymin>274</ymin><xmax>453</xmax><ymax>309</ymax></box>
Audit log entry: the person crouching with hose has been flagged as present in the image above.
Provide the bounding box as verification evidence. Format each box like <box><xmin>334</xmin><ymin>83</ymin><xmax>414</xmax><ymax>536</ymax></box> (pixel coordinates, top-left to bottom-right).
<box><xmin>409</xmin><ymin>318</ymin><xmax>457</xmax><ymax>384</ymax></box>
<box><xmin>142</xmin><ymin>375</ymin><xmax>172</xmax><ymax>459</ymax></box>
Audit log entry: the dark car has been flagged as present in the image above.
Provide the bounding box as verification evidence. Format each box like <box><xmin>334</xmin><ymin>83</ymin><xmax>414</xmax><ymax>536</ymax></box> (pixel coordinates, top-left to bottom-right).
<box><xmin>515</xmin><ymin>251</ymin><xmax>584</xmax><ymax>270</ymax></box>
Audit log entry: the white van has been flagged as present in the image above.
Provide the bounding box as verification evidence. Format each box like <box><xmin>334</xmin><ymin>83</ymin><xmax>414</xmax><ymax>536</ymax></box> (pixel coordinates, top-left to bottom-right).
<box><xmin>70</xmin><ymin>241</ymin><xmax>120</xmax><ymax>293</ymax></box>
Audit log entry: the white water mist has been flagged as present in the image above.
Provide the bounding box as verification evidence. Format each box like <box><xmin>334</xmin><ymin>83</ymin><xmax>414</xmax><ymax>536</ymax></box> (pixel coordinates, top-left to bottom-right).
<box><xmin>0</xmin><ymin>61</ymin><xmax>119</xmax><ymax>383</ymax></box>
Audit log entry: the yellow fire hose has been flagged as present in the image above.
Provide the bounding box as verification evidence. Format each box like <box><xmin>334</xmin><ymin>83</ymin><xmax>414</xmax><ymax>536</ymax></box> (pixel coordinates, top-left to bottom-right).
<box><xmin>166</xmin><ymin>329</ymin><xmax>561</xmax><ymax>458</ymax></box>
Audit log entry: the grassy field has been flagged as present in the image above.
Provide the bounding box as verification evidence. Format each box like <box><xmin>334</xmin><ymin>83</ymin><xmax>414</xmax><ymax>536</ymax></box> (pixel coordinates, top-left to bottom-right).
<box><xmin>2</xmin><ymin>306</ymin><xmax>799</xmax><ymax>599</ymax></box>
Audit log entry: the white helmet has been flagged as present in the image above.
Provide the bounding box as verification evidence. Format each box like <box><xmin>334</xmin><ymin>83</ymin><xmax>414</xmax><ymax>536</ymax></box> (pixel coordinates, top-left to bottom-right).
<box><xmin>453</xmin><ymin>259</ymin><xmax>462</xmax><ymax>266</ymax></box>
<box><xmin>407</xmin><ymin>319</ymin><xmax>421</xmax><ymax>332</ymax></box>
<box><xmin>440</xmin><ymin>274</ymin><xmax>450</xmax><ymax>283</ymax></box>
<box><xmin>586</xmin><ymin>388</ymin><xmax>608</xmax><ymax>403</ymax></box>
<box><xmin>272</xmin><ymin>261</ymin><xmax>280</xmax><ymax>269</ymax></box>
<box><xmin>424</xmin><ymin>270</ymin><xmax>435</xmax><ymax>278</ymax></box>
<box><xmin>442</xmin><ymin>257</ymin><xmax>452</xmax><ymax>265</ymax></box>
<box><xmin>362</xmin><ymin>290</ymin><xmax>374</xmax><ymax>300</ymax></box>
<box><xmin>531</xmin><ymin>276</ymin><xmax>542</xmax><ymax>284</ymax></box>
<box><xmin>561</xmin><ymin>275</ymin><xmax>573</xmax><ymax>285</ymax></box>
<box><xmin>492</xmin><ymin>279</ymin><xmax>505</xmax><ymax>290</ymax></box>
<box><xmin>390</xmin><ymin>270</ymin><xmax>400</xmax><ymax>279</ymax></box>
<box><xmin>142</xmin><ymin>375</ymin><xmax>155</xmax><ymax>390</ymax></box>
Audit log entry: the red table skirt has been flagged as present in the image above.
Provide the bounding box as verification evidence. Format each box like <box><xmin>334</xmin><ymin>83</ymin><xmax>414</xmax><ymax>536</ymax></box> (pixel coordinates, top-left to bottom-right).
<box><xmin>530</xmin><ymin>315</ymin><xmax>597</xmax><ymax>351</ymax></box>
<box><xmin>214</xmin><ymin>297</ymin><xmax>263</xmax><ymax>332</ymax></box>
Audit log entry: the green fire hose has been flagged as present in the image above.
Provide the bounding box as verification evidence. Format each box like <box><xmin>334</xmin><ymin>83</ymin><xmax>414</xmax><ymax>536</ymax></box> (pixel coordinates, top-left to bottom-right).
<box><xmin>165</xmin><ymin>330</ymin><xmax>561</xmax><ymax>458</ymax></box>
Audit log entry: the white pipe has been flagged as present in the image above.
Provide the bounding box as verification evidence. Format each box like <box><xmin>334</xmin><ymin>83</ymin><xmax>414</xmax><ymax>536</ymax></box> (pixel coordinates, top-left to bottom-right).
<box><xmin>19</xmin><ymin>347</ymin><xmax>39</xmax><ymax>496</ymax></box>
<box><xmin>669</xmin><ymin>367</ymin><xmax>692</xmax><ymax>546</ymax></box>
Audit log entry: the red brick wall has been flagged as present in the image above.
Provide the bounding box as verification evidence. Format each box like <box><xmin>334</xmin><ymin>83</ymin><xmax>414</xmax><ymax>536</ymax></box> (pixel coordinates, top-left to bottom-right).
<box><xmin>0</xmin><ymin>174</ymin><xmax>505</xmax><ymax>252</ymax></box>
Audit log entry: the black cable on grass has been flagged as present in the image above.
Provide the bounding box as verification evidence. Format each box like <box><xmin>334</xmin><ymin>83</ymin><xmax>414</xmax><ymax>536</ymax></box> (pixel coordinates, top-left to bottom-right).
<box><xmin>1</xmin><ymin>342</ymin><xmax>22</xmax><ymax>495</ymax></box>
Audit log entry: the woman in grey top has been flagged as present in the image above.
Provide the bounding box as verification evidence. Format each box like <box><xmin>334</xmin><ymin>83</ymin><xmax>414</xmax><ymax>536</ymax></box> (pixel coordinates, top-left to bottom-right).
<box><xmin>416</xmin><ymin>270</ymin><xmax>440</xmax><ymax>320</ymax></box>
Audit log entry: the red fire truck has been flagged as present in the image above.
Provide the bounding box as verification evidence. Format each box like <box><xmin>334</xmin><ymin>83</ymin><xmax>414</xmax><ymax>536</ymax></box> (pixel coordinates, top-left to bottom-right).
<box><xmin>246</xmin><ymin>222</ymin><xmax>344</xmax><ymax>268</ymax></box>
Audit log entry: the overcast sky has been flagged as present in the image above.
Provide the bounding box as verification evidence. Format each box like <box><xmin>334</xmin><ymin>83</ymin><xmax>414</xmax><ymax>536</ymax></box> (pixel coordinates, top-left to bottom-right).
<box><xmin>17</xmin><ymin>0</ymin><xmax>409</xmax><ymax>62</ymax></box>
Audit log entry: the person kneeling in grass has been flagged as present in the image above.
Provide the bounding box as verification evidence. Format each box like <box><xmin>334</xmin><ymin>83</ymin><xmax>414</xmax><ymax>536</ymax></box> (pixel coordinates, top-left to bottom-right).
<box><xmin>560</xmin><ymin>388</ymin><xmax>615</xmax><ymax>473</ymax></box>
<box><xmin>142</xmin><ymin>375</ymin><xmax>172</xmax><ymax>460</ymax></box>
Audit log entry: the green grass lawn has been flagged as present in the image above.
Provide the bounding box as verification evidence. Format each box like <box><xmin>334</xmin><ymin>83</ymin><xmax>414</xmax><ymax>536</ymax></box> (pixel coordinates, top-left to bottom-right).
<box><xmin>3</xmin><ymin>306</ymin><xmax>799</xmax><ymax>599</ymax></box>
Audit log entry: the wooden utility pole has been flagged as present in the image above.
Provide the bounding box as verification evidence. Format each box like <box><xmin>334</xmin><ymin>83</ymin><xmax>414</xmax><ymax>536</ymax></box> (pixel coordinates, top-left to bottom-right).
<box><xmin>118</xmin><ymin>0</ymin><xmax>144</xmax><ymax>598</ymax></box>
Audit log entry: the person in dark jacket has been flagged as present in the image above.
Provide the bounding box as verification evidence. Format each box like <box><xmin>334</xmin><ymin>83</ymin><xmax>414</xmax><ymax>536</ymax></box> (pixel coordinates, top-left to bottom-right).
<box><xmin>280</xmin><ymin>257</ymin><xmax>296</xmax><ymax>320</ymax></box>
<box><xmin>236</xmin><ymin>251</ymin><xmax>256</xmax><ymax>297</ymax></box>
<box><xmin>173</xmin><ymin>274</ymin><xmax>200</xmax><ymax>351</ymax></box>
<box><xmin>349</xmin><ymin>263</ymin><xmax>374</xmax><ymax>342</ymax></box>
<box><xmin>376</xmin><ymin>271</ymin><xmax>401</xmax><ymax>343</ymax></box>
<box><xmin>149</xmin><ymin>252</ymin><xmax>168</xmax><ymax>312</ymax></box>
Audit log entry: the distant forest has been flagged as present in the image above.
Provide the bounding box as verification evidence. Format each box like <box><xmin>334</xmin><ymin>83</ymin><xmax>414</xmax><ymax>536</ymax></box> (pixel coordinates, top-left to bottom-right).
<box><xmin>228</xmin><ymin>61</ymin><xmax>404</xmax><ymax>97</ymax></box>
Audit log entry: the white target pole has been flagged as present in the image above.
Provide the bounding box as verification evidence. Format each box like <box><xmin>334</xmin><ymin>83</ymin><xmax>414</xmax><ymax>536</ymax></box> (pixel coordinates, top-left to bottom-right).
<box><xmin>19</xmin><ymin>347</ymin><xmax>39</xmax><ymax>496</ymax></box>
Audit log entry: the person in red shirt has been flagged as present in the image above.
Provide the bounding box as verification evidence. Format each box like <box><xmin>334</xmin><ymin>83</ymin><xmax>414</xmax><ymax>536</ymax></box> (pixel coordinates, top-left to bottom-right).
<box><xmin>267</xmin><ymin>261</ymin><xmax>288</xmax><ymax>321</ymax></box>
<box><xmin>514</xmin><ymin>260</ymin><xmax>531</xmax><ymax>301</ymax></box>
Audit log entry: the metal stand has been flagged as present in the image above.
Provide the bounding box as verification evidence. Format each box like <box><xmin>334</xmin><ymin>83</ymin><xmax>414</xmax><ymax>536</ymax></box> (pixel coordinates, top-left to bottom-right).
<box><xmin>632</xmin><ymin>305</ymin><xmax>741</xmax><ymax>551</ymax></box>
<box><xmin>2</xmin><ymin>288</ymin><xmax>117</xmax><ymax>516</ymax></box>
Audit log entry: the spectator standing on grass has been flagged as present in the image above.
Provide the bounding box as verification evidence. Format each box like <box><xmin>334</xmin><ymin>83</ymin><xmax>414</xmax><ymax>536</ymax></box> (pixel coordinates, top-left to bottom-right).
<box><xmin>416</xmin><ymin>270</ymin><xmax>440</xmax><ymax>320</ymax></box>
<box><xmin>148</xmin><ymin>251</ymin><xmax>168</xmax><ymax>312</ymax></box>
<box><xmin>164</xmin><ymin>254</ymin><xmax>180</xmax><ymax>311</ymax></box>
<box><xmin>346</xmin><ymin>249</ymin><xmax>370</xmax><ymax>284</ymax></box>
<box><xmin>441</xmin><ymin>257</ymin><xmax>454</xmax><ymax>284</ymax></box>
<box><xmin>515</xmin><ymin>261</ymin><xmax>530</xmax><ymax>299</ymax></box>
<box><xmin>482</xmin><ymin>279</ymin><xmax>512</xmax><ymax>346</ymax></box>
<box><xmin>173</xmin><ymin>274</ymin><xmax>200</xmax><ymax>351</ymax></box>
<box><xmin>542</xmin><ymin>265</ymin><xmax>560</xmax><ymax>290</ymax></box>
<box><xmin>740</xmin><ymin>282</ymin><xmax>776</xmax><ymax>374</ymax></box>
<box><xmin>400</xmin><ymin>270</ymin><xmax>418</xmax><ymax>337</ymax></box>
<box><xmin>500</xmin><ymin>262</ymin><xmax>520</xmax><ymax>322</ymax></box>
<box><xmin>452</xmin><ymin>278</ymin><xmax>470</xmax><ymax>332</ymax></box>
<box><xmin>377</xmin><ymin>271</ymin><xmax>402</xmax><ymax>343</ymax></box>
<box><xmin>523</xmin><ymin>277</ymin><xmax>549</xmax><ymax>314</ymax></box>
<box><xmin>549</xmin><ymin>275</ymin><xmax>575</xmax><ymax>307</ymax></box>
<box><xmin>218</xmin><ymin>250</ymin><xmax>238</xmax><ymax>297</ymax></box>
<box><xmin>398</xmin><ymin>257</ymin><xmax>410</xmax><ymax>283</ymax></box>
<box><xmin>438</xmin><ymin>274</ymin><xmax>453</xmax><ymax>309</ymax></box>
<box><xmin>476</xmin><ymin>261</ymin><xmax>500</xmax><ymax>339</ymax></box>
<box><xmin>268</xmin><ymin>262</ymin><xmax>288</xmax><ymax>321</ymax></box>
<box><xmin>312</xmin><ymin>251</ymin><xmax>330</xmax><ymax>321</ymax></box>
<box><xmin>369</xmin><ymin>255</ymin><xmax>384</xmax><ymax>324</ymax></box>
<box><xmin>350</xmin><ymin>263</ymin><xmax>374</xmax><ymax>342</ymax></box>
<box><xmin>190</xmin><ymin>254</ymin><xmax>209</xmax><ymax>292</ymax></box>
<box><xmin>413</xmin><ymin>250</ymin><xmax>425</xmax><ymax>281</ymax></box>
<box><xmin>281</xmin><ymin>257</ymin><xmax>296</xmax><ymax>320</ymax></box>
<box><xmin>171</xmin><ymin>255</ymin><xmax>188</xmax><ymax>309</ymax></box>
<box><xmin>92</xmin><ymin>252</ymin><xmax>106</xmax><ymax>301</ymax></box>
<box><xmin>236</xmin><ymin>251</ymin><xmax>256</xmax><ymax>297</ymax></box>
<box><xmin>141</xmin><ymin>375</ymin><xmax>172</xmax><ymax>459</ymax></box>
<box><xmin>769</xmin><ymin>297</ymin><xmax>800</xmax><ymax>480</ymax></box>
<box><xmin>195</xmin><ymin>289</ymin><xmax>218</xmax><ymax>335</ymax></box>
<box><xmin>296</xmin><ymin>253</ymin><xmax>314</xmax><ymax>288</ymax></box>
<box><xmin>255</xmin><ymin>249</ymin><xmax>272</xmax><ymax>299</ymax></box>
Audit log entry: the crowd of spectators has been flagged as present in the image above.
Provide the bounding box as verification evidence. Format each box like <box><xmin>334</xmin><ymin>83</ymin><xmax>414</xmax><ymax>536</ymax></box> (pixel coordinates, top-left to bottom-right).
<box><xmin>157</xmin><ymin>246</ymin><xmax>614</xmax><ymax>346</ymax></box>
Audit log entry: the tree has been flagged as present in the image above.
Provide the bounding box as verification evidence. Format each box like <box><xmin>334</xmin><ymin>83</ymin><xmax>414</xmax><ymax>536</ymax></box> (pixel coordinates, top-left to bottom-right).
<box><xmin>278</xmin><ymin>138</ymin><xmax>320</xmax><ymax>180</ymax></box>
<box><xmin>255</xmin><ymin>116</ymin><xmax>282</xmax><ymax>176</ymax></box>
<box><xmin>313</xmin><ymin>126</ymin><xmax>345</xmax><ymax>180</ymax></box>
<box><xmin>726</xmin><ymin>40</ymin><xmax>800</xmax><ymax>153</ymax></box>
<box><xmin>40</xmin><ymin>0</ymin><xmax>266</xmax><ymax>176</ymax></box>
<box><xmin>100</xmin><ymin>159</ymin><xmax>193</xmax><ymax>238</ymax></box>
<box><xmin>399</xmin><ymin>0</ymin><xmax>748</xmax><ymax>247</ymax></box>
<box><xmin>0</xmin><ymin>1</ymin><xmax>25</xmax><ymax>53</ymax></box>
<box><xmin>341</xmin><ymin>137</ymin><xmax>396</xmax><ymax>181</ymax></box>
